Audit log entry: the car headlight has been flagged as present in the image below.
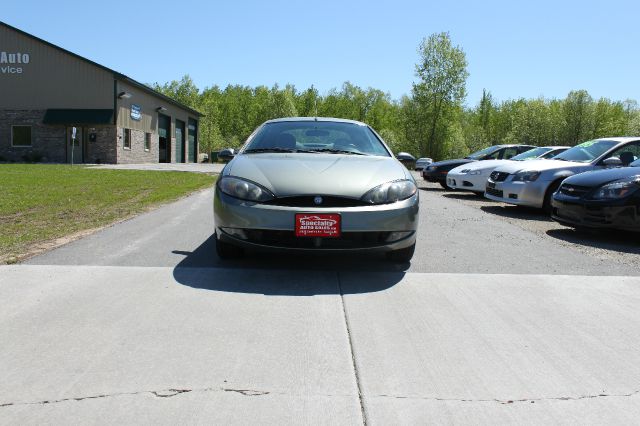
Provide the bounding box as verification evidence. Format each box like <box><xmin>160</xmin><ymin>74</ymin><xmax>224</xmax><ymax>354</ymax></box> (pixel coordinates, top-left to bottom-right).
<box><xmin>362</xmin><ymin>179</ymin><xmax>417</xmax><ymax>204</ymax></box>
<box><xmin>512</xmin><ymin>170</ymin><xmax>541</xmax><ymax>182</ymax></box>
<box><xmin>427</xmin><ymin>166</ymin><xmax>436</xmax><ymax>171</ymax></box>
<box><xmin>218</xmin><ymin>176</ymin><xmax>275</xmax><ymax>202</ymax></box>
<box><xmin>591</xmin><ymin>178</ymin><xmax>640</xmax><ymax>200</ymax></box>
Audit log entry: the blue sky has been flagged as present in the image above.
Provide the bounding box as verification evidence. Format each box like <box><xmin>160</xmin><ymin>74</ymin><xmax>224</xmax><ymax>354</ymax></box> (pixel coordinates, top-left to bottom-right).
<box><xmin>3</xmin><ymin>0</ymin><xmax>639</xmax><ymax>106</ymax></box>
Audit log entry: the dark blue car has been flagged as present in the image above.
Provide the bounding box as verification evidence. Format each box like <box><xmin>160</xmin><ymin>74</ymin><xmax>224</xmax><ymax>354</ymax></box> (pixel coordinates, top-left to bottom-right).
<box><xmin>551</xmin><ymin>158</ymin><xmax>640</xmax><ymax>232</ymax></box>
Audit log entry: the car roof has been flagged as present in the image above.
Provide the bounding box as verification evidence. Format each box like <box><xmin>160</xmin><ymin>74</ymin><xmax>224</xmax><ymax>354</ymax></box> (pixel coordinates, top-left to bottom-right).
<box><xmin>493</xmin><ymin>144</ymin><xmax>535</xmax><ymax>147</ymax></box>
<box><xmin>542</xmin><ymin>146</ymin><xmax>570</xmax><ymax>150</ymax></box>
<box><xmin>596</xmin><ymin>137</ymin><xmax>640</xmax><ymax>143</ymax></box>
<box><xmin>263</xmin><ymin>117</ymin><xmax>368</xmax><ymax>126</ymax></box>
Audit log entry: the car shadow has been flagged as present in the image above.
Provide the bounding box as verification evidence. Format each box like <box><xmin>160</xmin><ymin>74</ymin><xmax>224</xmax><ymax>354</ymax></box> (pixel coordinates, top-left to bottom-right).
<box><xmin>546</xmin><ymin>228</ymin><xmax>640</xmax><ymax>256</ymax></box>
<box><xmin>443</xmin><ymin>193</ymin><xmax>486</xmax><ymax>202</ymax></box>
<box><xmin>480</xmin><ymin>205</ymin><xmax>553</xmax><ymax>222</ymax></box>
<box><xmin>171</xmin><ymin>234</ymin><xmax>407</xmax><ymax>295</ymax></box>
<box><xmin>419</xmin><ymin>186</ymin><xmax>447</xmax><ymax>192</ymax></box>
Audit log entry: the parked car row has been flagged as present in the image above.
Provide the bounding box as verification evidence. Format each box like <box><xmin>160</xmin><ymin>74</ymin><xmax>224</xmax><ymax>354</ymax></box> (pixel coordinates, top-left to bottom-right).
<box><xmin>422</xmin><ymin>144</ymin><xmax>537</xmax><ymax>188</ymax></box>
<box><xmin>423</xmin><ymin>137</ymin><xmax>640</xmax><ymax>232</ymax></box>
<box><xmin>446</xmin><ymin>146</ymin><xmax>569</xmax><ymax>195</ymax></box>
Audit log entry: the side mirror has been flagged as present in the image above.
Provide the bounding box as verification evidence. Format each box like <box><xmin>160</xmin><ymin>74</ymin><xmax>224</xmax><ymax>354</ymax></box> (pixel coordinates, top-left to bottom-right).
<box><xmin>218</xmin><ymin>148</ymin><xmax>236</xmax><ymax>162</ymax></box>
<box><xmin>395</xmin><ymin>152</ymin><xmax>416</xmax><ymax>169</ymax></box>
<box><xmin>602</xmin><ymin>157</ymin><xmax>622</xmax><ymax>167</ymax></box>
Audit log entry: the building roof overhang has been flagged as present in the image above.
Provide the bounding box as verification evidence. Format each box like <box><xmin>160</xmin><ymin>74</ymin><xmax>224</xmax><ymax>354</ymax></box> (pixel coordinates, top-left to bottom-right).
<box><xmin>43</xmin><ymin>109</ymin><xmax>114</xmax><ymax>125</ymax></box>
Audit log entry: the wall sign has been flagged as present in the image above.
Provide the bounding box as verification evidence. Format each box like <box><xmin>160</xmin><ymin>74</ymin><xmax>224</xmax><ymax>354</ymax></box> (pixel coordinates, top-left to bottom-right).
<box><xmin>0</xmin><ymin>51</ymin><xmax>30</xmax><ymax>75</ymax></box>
<box><xmin>130</xmin><ymin>104</ymin><xmax>142</xmax><ymax>121</ymax></box>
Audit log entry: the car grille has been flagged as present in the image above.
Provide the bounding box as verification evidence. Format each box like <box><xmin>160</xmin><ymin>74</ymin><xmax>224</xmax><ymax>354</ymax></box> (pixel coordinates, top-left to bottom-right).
<box><xmin>489</xmin><ymin>171</ymin><xmax>510</xmax><ymax>182</ymax></box>
<box><xmin>558</xmin><ymin>184</ymin><xmax>590</xmax><ymax>198</ymax></box>
<box><xmin>486</xmin><ymin>187</ymin><xmax>504</xmax><ymax>198</ymax></box>
<box><xmin>242</xmin><ymin>230</ymin><xmax>395</xmax><ymax>249</ymax></box>
<box><xmin>263</xmin><ymin>196</ymin><xmax>369</xmax><ymax>208</ymax></box>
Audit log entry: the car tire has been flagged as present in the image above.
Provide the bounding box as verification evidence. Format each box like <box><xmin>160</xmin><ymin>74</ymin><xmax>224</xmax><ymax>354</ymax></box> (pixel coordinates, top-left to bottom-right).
<box><xmin>386</xmin><ymin>243</ymin><xmax>415</xmax><ymax>263</ymax></box>
<box><xmin>215</xmin><ymin>235</ymin><xmax>244</xmax><ymax>259</ymax></box>
<box><xmin>439</xmin><ymin>181</ymin><xmax>449</xmax><ymax>190</ymax></box>
<box><xmin>543</xmin><ymin>180</ymin><xmax>563</xmax><ymax>214</ymax></box>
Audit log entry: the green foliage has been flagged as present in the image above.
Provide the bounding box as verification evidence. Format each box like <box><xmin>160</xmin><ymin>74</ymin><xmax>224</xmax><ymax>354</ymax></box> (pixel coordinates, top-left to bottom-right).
<box><xmin>151</xmin><ymin>33</ymin><xmax>638</xmax><ymax>162</ymax></box>
<box><xmin>412</xmin><ymin>32</ymin><xmax>469</xmax><ymax>159</ymax></box>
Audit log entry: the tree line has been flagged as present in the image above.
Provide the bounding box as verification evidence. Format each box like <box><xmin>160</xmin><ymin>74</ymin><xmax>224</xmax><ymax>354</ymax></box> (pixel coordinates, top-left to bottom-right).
<box><xmin>153</xmin><ymin>33</ymin><xmax>640</xmax><ymax>161</ymax></box>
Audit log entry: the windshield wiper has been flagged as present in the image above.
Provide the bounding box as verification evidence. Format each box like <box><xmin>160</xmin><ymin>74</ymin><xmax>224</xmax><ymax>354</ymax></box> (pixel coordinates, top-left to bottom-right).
<box><xmin>306</xmin><ymin>148</ymin><xmax>368</xmax><ymax>156</ymax></box>
<box><xmin>244</xmin><ymin>148</ymin><xmax>297</xmax><ymax>154</ymax></box>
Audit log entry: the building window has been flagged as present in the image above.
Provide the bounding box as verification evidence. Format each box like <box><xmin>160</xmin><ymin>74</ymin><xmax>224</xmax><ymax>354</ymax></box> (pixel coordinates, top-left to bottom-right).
<box><xmin>123</xmin><ymin>128</ymin><xmax>131</xmax><ymax>150</ymax></box>
<box><xmin>12</xmin><ymin>126</ymin><xmax>32</xmax><ymax>147</ymax></box>
<box><xmin>144</xmin><ymin>133</ymin><xmax>151</xmax><ymax>151</ymax></box>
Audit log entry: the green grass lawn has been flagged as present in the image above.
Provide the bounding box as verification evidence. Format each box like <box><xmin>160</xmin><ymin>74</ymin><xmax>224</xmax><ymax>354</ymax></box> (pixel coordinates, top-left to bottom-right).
<box><xmin>0</xmin><ymin>164</ymin><xmax>216</xmax><ymax>262</ymax></box>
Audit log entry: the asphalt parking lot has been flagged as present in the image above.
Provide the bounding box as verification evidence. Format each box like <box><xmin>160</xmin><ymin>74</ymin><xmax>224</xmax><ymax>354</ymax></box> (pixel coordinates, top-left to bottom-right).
<box><xmin>2</xmin><ymin>170</ymin><xmax>640</xmax><ymax>425</ymax></box>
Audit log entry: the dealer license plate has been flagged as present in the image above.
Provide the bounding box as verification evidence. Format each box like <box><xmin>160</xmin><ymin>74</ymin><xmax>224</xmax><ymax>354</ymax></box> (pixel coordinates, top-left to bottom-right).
<box><xmin>295</xmin><ymin>213</ymin><xmax>341</xmax><ymax>238</ymax></box>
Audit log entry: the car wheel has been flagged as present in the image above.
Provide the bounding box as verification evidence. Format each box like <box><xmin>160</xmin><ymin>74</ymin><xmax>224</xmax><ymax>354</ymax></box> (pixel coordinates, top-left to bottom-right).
<box><xmin>439</xmin><ymin>181</ymin><xmax>449</xmax><ymax>190</ymax></box>
<box><xmin>543</xmin><ymin>180</ymin><xmax>562</xmax><ymax>214</ymax></box>
<box><xmin>215</xmin><ymin>235</ymin><xmax>244</xmax><ymax>259</ymax></box>
<box><xmin>386</xmin><ymin>243</ymin><xmax>415</xmax><ymax>263</ymax></box>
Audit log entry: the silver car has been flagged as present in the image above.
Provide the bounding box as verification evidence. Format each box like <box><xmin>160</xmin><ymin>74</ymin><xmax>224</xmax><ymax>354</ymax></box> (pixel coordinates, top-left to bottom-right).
<box><xmin>485</xmin><ymin>137</ymin><xmax>640</xmax><ymax>211</ymax></box>
<box><xmin>415</xmin><ymin>157</ymin><xmax>433</xmax><ymax>171</ymax></box>
<box><xmin>214</xmin><ymin>117</ymin><xmax>419</xmax><ymax>262</ymax></box>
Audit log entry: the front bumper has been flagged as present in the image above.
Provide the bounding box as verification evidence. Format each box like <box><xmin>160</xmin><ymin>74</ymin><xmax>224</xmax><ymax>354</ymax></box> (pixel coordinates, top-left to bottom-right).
<box><xmin>551</xmin><ymin>196</ymin><xmax>640</xmax><ymax>231</ymax></box>
<box><xmin>447</xmin><ymin>173</ymin><xmax>486</xmax><ymax>191</ymax></box>
<box><xmin>484</xmin><ymin>177</ymin><xmax>549</xmax><ymax>208</ymax></box>
<box><xmin>422</xmin><ymin>169</ymin><xmax>448</xmax><ymax>183</ymax></box>
<box><xmin>214</xmin><ymin>189</ymin><xmax>419</xmax><ymax>252</ymax></box>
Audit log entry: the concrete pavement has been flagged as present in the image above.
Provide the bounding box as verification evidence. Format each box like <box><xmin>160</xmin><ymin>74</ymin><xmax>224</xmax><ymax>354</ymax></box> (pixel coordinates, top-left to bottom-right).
<box><xmin>2</xmin><ymin>266</ymin><xmax>640</xmax><ymax>424</ymax></box>
<box><xmin>4</xmin><ymin>178</ymin><xmax>640</xmax><ymax>424</ymax></box>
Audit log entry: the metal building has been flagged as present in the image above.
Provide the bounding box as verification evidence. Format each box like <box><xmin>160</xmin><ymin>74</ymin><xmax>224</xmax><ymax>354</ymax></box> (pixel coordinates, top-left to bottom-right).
<box><xmin>0</xmin><ymin>21</ymin><xmax>201</xmax><ymax>164</ymax></box>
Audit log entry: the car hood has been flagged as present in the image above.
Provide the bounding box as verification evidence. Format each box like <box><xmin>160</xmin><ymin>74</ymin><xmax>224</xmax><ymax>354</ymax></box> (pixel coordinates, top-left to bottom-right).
<box><xmin>225</xmin><ymin>153</ymin><xmax>409</xmax><ymax>197</ymax></box>
<box><xmin>492</xmin><ymin>159</ymin><xmax>590</xmax><ymax>174</ymax></box>
<box><xmin>429</xmin><ymin>158</ymin><xmax>476</xmax><ymax>169</ymax></box>
<box><xmin>562</xmin><ymin>166</ymin><xmax>640</xmax><ymax>187</ymax></box>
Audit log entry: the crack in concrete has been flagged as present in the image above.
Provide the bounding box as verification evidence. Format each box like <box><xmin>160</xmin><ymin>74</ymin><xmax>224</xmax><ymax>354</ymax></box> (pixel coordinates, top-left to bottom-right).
<box><xmin>337</xmin><ymin>271</ymin><xmax>368</xmax><ymax>426</ymax></box>
<box><xmin>0</xmin><ymin>385</ymin><xmax>271</xmax><ymax>408</ymax></box>
<box><xmin>150</xmin><ymin>389</ymin><xmax>192</xmax><ymax>398</ymax></box>
<box><xmin>373</xmin><ymin>388</ymin><xmax>640</xmax><ymax>404</ymax></box>
<box><xmin>222</xmin><ymin>388</ymin><xmax>269</xmax><ymax>396</ymax></box>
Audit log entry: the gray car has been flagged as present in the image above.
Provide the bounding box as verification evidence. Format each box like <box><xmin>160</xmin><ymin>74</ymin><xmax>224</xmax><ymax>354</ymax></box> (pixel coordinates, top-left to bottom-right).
<box><xmin>485</xmin><ymin>137</ymin><xmax>640</xmax><ymax>211</ymax></box>
<box><xmin>213</xmin><ymin>117</ymin><xmax>419</xmax><ymax>262</ymax></box>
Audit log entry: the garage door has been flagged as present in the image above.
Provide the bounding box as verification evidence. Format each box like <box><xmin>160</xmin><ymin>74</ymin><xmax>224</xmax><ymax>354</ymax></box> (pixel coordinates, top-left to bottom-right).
<box><xmin>188</xmin><ymin>119</ymin><xmax>197</xmax><ymax>163</ymax></box>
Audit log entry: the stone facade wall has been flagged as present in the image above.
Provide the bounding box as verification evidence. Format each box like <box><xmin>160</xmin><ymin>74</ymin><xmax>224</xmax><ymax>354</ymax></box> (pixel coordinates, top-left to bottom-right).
<box><xmin>116</xmin><ymin>127</ymin><xmax>158</xmax><ymax>164</ymax></box>
<box><xmin>0</xmin><ymin>110</ymin><xmax>65</xmax><ymax>162</ymax></box>
<box><xmin>0</xmin><ymin>111</ymin><xmax>164</xmax><ymax>164</ymax></box>
<box><xmin>87</xmin><ymin>126</ymin><xmax>117</xmax><ymax>164</ymax></box>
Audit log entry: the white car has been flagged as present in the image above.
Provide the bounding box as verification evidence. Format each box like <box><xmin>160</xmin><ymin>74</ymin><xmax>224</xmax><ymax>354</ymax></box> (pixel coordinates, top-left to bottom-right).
<box><xmin>446</xmin><ymin>146</ymin><xmax>568</xmax><ymax>194</ymax></box>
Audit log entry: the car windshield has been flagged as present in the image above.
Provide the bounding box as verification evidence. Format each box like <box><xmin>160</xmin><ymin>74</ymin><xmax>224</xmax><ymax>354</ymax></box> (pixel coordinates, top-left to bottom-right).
<box><xmin>243</xmin><ymin>121</ymin><xmax>391</xmax><ymax>157</ymax></box>
<box><xmin>465</xmin><ymin>145</ymin><xmax>501</xmax><ymax>160</ymax></box>
<box><xmin>539</xmin><ymin>148</ymin><xmax>566</xmax><ymax>159</ymax></box>
<box><xmin>553</xmin><ymin>140</ymin><xmax>618</xmax><ymax>163</ymax></box>
<box><xmin>511</xmin><ymin>147</ymin><xmax>552</xmax><ymax>161</ymax></box>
